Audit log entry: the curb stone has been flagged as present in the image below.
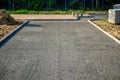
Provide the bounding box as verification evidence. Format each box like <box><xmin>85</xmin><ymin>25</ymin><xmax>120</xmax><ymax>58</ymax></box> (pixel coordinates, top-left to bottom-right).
<box><xmin>88</xmin><ymin>19</ymin><xmax>120</xmax><ymax>45</ymax></box>
<box><xmin>0</xmin><ymin>20</ymin><xmax>29</xmax><ymax>46</ymax></box>
<box><xmin>27</xmin><ymin>19</ymin><xmax>77</xmax><ymax>21</ymax></box>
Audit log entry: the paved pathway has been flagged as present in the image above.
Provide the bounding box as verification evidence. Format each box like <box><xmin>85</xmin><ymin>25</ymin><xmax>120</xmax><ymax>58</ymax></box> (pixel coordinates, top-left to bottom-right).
<box><xmin>11</xmin><ymin>14</ymin><xmax>77</xmax><ymax>20</ymax></box>
<box><xmin>0</xmin><ymin>20</ymin><xmax>120</xmax><ymax>80</ymax></box>
<box><xmin>11</xmin><ymin>14</ymin><xmax>90</xmax><ymax>20</ymax></box>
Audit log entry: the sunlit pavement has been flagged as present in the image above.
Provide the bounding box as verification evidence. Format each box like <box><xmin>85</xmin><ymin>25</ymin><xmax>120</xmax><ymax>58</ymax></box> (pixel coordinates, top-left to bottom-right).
<box><xmin>0</xmin><ymin>20</ymin><xmax>120</xmax><ymax>80</ymax></box>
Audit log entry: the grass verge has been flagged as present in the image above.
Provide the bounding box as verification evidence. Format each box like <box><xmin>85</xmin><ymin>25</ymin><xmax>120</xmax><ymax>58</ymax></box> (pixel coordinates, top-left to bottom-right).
<box><xmin>6</xmin><ymin>9</ymin><xmax>107</xmax><ymax>14</ymax></box>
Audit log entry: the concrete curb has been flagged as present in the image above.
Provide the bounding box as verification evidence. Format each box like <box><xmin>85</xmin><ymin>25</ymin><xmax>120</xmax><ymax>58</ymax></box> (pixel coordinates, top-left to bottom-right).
<box><xmin>26</xmin><ymin>15</ymin><xmax>92</xmax><ymax>21</ymax></box>
<box><xmin>88</xmin><ymin>19</ymin><xmax>120</xmax><ymax>45</ymax></box>
<box><xmin>27</xmin><ymin>19</ymin><xmax>78</xmax><ymax>21</ymax></box>
<box><xmin>0</xmin><ymin>20</ymin><xmax>29</xmax><ymax>45</ymax></box>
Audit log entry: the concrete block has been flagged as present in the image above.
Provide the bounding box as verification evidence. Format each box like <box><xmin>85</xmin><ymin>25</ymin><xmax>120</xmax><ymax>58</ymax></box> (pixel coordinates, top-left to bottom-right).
<box><xmin>108</xmin><ymin>9</ymin><xmax>120</xmax><ymax>24</ymax></box>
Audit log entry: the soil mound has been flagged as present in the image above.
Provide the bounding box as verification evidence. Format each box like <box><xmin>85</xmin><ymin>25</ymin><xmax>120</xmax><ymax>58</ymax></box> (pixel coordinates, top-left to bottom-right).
<box><xmin>0</xmin><ymin>10</ymin><xmax>18</xmax><ymax>24</ymax></box>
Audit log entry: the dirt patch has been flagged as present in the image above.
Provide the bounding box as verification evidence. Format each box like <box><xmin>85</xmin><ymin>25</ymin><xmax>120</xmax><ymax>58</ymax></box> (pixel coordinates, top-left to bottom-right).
<box><xmin>93</xmin><ymin>19</ymin><xmax>120</xmax><ymax>40</ymax></box>
<box><xmin>0</xmin><ymin>10</ymin><xmax>18</xmax><ymax>25</ymax></box>
<box><xmin>0</xmin><ymin>10</ymin><xmax>24</xmax><ymax>40</ymax></box>
<box><xmin>0</xmin><ymin>21</ymin><xmax>23</xmax><ymax>39</ymax></box>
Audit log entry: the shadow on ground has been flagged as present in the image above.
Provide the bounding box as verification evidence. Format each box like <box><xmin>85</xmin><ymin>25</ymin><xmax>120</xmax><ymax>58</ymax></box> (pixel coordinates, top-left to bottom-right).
<box><xmin>0</xmin><ymin>22</ymin><xmax>29</xmax><ymax>47</ymax></box>
<box><xmin>25</xmin><ymin>23</ymin><xmax>43</xmax><ymax>27</ymax></box>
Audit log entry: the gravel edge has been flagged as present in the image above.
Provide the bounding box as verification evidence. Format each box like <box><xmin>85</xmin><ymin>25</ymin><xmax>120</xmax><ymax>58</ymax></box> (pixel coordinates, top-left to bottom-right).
<box><xmin>88</xmin><ymin>19</ymin><xmax>120</xmax><ymax>45</ymax></box>
<box><xmin>0</xmin><ymin>20</ymin><xmax>29</xmax><ymax>45</ymax></box>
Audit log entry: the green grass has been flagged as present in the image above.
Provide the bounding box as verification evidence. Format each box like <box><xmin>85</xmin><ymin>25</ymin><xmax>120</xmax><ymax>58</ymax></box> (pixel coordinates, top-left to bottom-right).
<box><xmin>98</xmin><ymin>19</ymin><xmax>108</xmax><ymax>23</ymax></box>
<box><xmin>7</xmin><ymin>9</ymin><xmax>107</xmax><ymax>14</ymax></box>
<box><xmin>7</xmin><ymin>10</ymin><xmax>39</xmax><ymax>14</ymax></box>
<box><xmin>7</xmin><ymin>9</ymin><xmax>86</xmax><ymax>14</ymax></box>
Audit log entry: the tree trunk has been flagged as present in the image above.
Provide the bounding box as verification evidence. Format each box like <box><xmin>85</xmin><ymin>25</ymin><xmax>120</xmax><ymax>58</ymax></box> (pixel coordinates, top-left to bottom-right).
<box><xmin>102</xmin><ymin>0</ymin><xmax>104</xmax><ymax>9</ymax></box>
<box><xmin>83</xmin><ymin>0</ymin><xmax>86</xmax><ymax>8</ymax></box>
<box><xmin>91</xmin><ymin>0</ymin><xmax>94</xmax><ymax>8</ymax></box>
<box><xmin>96</xmin><ymin>0</ymin><xmax>99</xmax><ymax>9</ymax></box>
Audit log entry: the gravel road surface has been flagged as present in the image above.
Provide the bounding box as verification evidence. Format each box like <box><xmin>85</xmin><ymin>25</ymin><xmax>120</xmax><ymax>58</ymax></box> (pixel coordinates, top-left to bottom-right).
<box><xmin>0</xmin><ymin>20</ymin><xmax>120</xmax><ymax>80</ymax></box>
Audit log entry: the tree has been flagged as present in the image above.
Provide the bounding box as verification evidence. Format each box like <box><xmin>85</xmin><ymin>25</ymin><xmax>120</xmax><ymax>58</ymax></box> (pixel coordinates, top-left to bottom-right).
<box><xmin>68</xmin><ymin>0</ymin><xmax>83</xmax><ymax>9</ymax></box>
<box><xmin>0</xmin><ymin>0</ymin><xmax>120</xmax><ymax>10</ymax></box>
<box><xmin>48</xmin><ymin>0</ymin><xmax>56</xmax><ymax>10</ymax></box>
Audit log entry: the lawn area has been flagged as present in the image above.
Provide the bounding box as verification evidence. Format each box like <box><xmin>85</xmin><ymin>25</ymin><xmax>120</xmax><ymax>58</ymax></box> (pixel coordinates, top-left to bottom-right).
<box><xmin>93</xmin><ymin>19</ymin><xmax>120</xmax><ymax>40</ymax></box>
<box><xmin>7</xmin><ymin>9</ymin><xmax>85</xmax><ymax>14</ymax></box>
<box><xmin>7</xmin><ymin>9</ymin><xmax>107</xmax><ymax>14</ymax></box>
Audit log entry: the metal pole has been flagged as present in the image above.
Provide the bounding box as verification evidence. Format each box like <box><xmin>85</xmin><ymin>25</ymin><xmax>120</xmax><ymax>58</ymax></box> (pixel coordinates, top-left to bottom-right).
<box><xmin>12</xmin><ymin>0</ymin><xmax>14</xmax><ymax>10</ymax></box>
<box><xmin>46</xmin><ymin>0</ymin><xmax>48</xmax><ymax>10</ymax></box>
<box><xmin>102</xmin><ymin>0</ymin><xmax>104</xmax><ymax>9</ymax></box>
<box><xmin>92</xmin><ymin>0</ymin><xmax>94</xmax><ymax>8</ymax></box>
<box><xmin>48</xmin><ymin>0</ymin><xmax>50</xmax><ymax>10</ymax></box>
<box><xmin>65</xmin><ymin>0</ymin><xmax>67</xmax><ymax>10</ymax></box>
<box><xmin>83</xmin><ymin>0</ymin><xmax>85</xmax><ymax>9</ymax></box>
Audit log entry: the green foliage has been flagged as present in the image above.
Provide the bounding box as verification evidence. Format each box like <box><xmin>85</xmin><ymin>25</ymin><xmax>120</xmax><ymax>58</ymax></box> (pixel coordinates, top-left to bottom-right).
<box><xmin>0</xmin><ymin>0</ymin><xmax>120</xmax><ymax>10</ymax></box>
<box><xmin>31</xmin><ymin>0</ymin><xmax>45</xmax><ymax>10</ymax></box>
